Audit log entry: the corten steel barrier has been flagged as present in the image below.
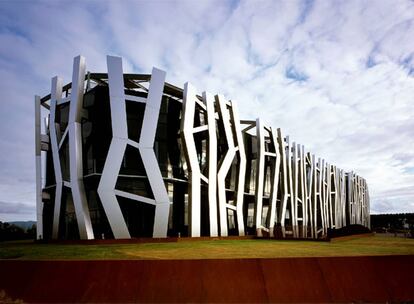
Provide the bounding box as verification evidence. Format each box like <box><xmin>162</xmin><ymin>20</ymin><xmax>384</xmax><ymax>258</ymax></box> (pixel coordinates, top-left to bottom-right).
<box><xmin>1</xmin><ymin>256</ymin><xmax>413</xmax><ymax>303</ymax></box>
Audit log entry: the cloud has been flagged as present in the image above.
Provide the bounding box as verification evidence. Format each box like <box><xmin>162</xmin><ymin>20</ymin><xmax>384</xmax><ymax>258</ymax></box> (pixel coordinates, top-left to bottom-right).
<box><xmin>0</xmin><ymin>0</ymin><xmax>413</xmax><ymax>220</ymax></box>
<box><xmin>0</xmin><ymin>200</ymin><xmax>35</xmax><ymax>222</ymax></box>
<box><xmin>0</xmin><ymin>201</ymin><xmax>33</xmax><ymax>215</ymax></box>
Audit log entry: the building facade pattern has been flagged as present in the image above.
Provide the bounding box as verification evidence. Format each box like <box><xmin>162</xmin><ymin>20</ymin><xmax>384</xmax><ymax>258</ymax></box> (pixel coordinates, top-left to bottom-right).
<box><xmin>35</xmin><ymin>56</ymin><xmax>370</xmax><ymax>240</ymax></box>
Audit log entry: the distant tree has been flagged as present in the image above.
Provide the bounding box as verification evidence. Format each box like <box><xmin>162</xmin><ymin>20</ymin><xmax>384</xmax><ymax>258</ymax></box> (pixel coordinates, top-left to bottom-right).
<box><xmin>371</xmin><ymin>213</ymin><xmax>414</xmax><ymax>232</ymax></box>
<box><xmin>26</xmin><ymin>224</ymin><xmax>36</xmax><ymax>239</ymax></box>
<box><xmin>0</xmin><ymin>222</ymin><xmax>29</xmax><ymax>241</ymax></box>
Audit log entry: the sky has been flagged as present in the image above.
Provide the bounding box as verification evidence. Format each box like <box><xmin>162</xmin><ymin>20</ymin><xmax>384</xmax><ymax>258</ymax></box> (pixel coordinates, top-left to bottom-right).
<box><xmin>0</xmin><ymin>0</ymin><xmax>413</xmax><ymax>222</ymax></box>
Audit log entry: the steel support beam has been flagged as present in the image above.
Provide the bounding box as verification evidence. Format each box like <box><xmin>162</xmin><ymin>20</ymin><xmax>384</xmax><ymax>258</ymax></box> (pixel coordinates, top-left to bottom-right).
<box><xmin>68</xmin><ymin>56</ymin><xmax>94</xmax><ymax>240</ymax></box>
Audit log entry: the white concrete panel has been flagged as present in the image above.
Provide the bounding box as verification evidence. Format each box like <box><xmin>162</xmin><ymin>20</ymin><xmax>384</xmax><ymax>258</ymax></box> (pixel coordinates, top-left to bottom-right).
<box><xmin>267</xmin><ymin>127</ymin><xmax>281</xmax><ymax>237</ymax></box>
<box><xmin>69</xmin><ymin>56</ymin><xmax>86</xmax><ymax>124</ymax></box>
<box><xmin>216</xmin><ymin>94</ymin><xmax>236</xmax><ymax>237</ymax></box>
<box><xmin>254</xmin><ymin>119</ymin><xmax>265</xmax><ymax>230</ymax></box>
<box><xmin>107</xmin><ymin>56</ymin><xmax>128</xmax><ymax>139</ymax></box>
<box><xmin>68</xmin><ymin>56</ymin><xmax>94</xmax><ymax>240</ymax></box>
<box><xmin>204</xmin><ymin>91</ymin><xmax>218</xmax><ymax>237</ymax></box>
<box><xmin>69</xmin><ymin>123</ymin><xmax>94</xmax><ymax>239</ymax></box>
<box><xmin>181</xmin><ymin>82</ymin><xmax>201</xmax><ymax>237</ymax></box>
<box><xmin>138</xmin><ymin>67</ymin><xmax>169</xmax><ymax>238</ymax></box>
<box><xmin>277</xmin><ymin>128</ymin><xmax>289</xmax><ymax>237</ymax></box>
<box><xmin>292</xmin><ymin>142</ymin><xmax>299</xmax><ymax>237</ymax></box>
<box><xmin>153</xmin><ymin>203</ymin><xmax>170</xmax><ymax>238</ymax></box>
<box><xmin>50</xmin><ymin>76</ymin><xmax>64</xmax><ymax>239</ymax></box>
<box><xmin>98</xmin><ymin>137</ymin><xmax>130</xmax><ymax>239</ymax></box>
<box><xmin>114</xmin><ymin>189</ymin><xmax>156</xmax><ymax>205</ymax></box>
<box><xmin>98</xmin><ymin>56</ymin><xmax>130</xmax><ymax>239</ymax></box>
<box><xmin>140</xmin><ymin>68</ymin><xmax>166</xmax><ymax>148</ymax></box>
<box><xmin>139</xmin><ymin>147</ymin><xmax>170</xmax><ymax>205</ymax></box>
<box><xmin>230</xmin><ymin>100</ymin><xmax>246</xmax><ymax>236</ymax></box>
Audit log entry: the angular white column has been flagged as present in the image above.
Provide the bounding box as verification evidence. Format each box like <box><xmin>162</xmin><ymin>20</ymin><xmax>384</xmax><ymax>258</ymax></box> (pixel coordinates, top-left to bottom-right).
<box><xmin>181</xmin><ymin>83</ymin><xmax>202</xmax><ymax>237</ymax></box>
<box><xmin>277</xmin><ymin>129</ymin><xmax>287</xmax><ymax>237</ymax></box>
<box><xmin>97</xmin><ymin>56</ymin><xmax>130</xmax><ymax>239</ymax></box>
<box><xmin>320</xmin><ymin>159</ymin><xmax>328</xmax><ymax>236</ymax></box>
<box><xmin>347</xmin><ymin>172</ymin><xmax>355</xmax><ymax>225</ymax></box>
<box><xmin>292</xmin><ymin>142</ymin><xmax>300</xmax><ymax>237</ymax></box>
<box><xmin>328</xmin><ymin>165</ymin><xmax>338</xmax><ymax>229</ymax></box>
<box><xmin>68</xmin><ymin>56</ymin><xmax>94</xmax><ymax>240</ymax></box>
<box><xmin>266</xmin><ymin>127</ymin><xmax>281</xmax><ymax>237</ymax></box>
<box><xmin>216</xmin><ymin>95</ymin><xmax>246</xmax><ymax>236</ymax></box>
<box><xmin>205</xmin><ymin>92</ymin><xmax>219</xmax><ymax>237</ymax></box>
<box><xmin>181</xmin><ymin>87</ymin><xmax>219</xmax><ymax>237</ymax></box>
<box><xmin>35</xmin><ymin>95</ymin><xmax>43</xmax><ymax>240</ymax></box>
<box><xmin>99</xmin><ymin>56</ymin><xmax>170</xmax><ymax>238</ymax></box>
<box><xmin>139</xmin><ymin>67</ymin><xmax>169</xmax><ymax>238</ymax></box>
<box><xmin>216</xmin><ymin>94</ymin><xmax>234</xmax><ymax>237</ymax></box>
<box><xmin>254</xmin><ymin>119</ymin><xmax>265</xmax><ymax>234</ymax></box>
<box><xmin>339</xmin><ymin>169</ymin><xmax>346</xmax><ymax>228</ymax></box>
<box><xmin>335</xmin><ymin>168</ymin><xmax>346</xmax><ymax>229</ymax></box>
<box><xmin>230</xmin><ymin>100</ymin><xmax>246</xmax><ymax>237</ymax></box>
<box><xmin>50</xmin><ymin>77</ymin><xmax>64</xmax><ymax>239</ymax></box>
<box><xmin>277</xmin><ymin>129</ymin><xmax>296</xmax><ymax>237</ymax></box>
<box><xmin>295</xmin><ymin>144</ymin><xmax>306</xmax><ymax>238</ymax></box>
<box><xmin>307</xmin><ymin>153</ymin><xmax>317</xmax><ymax>238</ymax></box>
<box><xmin>312</xmin><ymin>157</ymin><xmax>324</xmax><ymax>238</ymax></box>
<box><xmin>366</xmin><ymin>182</ymin><xmax>371</xmax><ymax>229</ymax></box>
<box><xmin>301</xmin><ymin>147</ymin><xmax>311</xmax><ymax>238</ymax></box>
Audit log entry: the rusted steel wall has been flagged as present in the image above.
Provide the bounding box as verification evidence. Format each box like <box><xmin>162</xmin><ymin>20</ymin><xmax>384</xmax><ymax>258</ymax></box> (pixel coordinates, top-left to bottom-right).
<box><xmin>0</xmin><ymin>256</ymin><xmax>413</xmax><ymax>303</ymax></box>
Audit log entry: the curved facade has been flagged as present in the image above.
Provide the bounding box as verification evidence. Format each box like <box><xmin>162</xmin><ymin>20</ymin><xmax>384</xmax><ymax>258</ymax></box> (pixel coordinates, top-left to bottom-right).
<box><xmin>35</xmin><ymin>55</ymin><xmax>370</xmax><ymax>240</ymax></box>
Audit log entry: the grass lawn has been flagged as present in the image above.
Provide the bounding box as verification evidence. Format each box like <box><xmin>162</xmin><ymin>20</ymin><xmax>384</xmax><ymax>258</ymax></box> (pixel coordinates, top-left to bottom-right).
<box><xmin>0</xmin><ymin>235</ymin><xmax>413</xmax><ymax>260</ymax></box>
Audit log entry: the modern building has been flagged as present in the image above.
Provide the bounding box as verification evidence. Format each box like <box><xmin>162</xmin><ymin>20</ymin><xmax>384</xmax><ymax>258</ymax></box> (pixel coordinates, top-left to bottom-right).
<box><xmin>35</xmin><ymin>55</ymin><xmax>370</xmax><ymax>240</ymax></box>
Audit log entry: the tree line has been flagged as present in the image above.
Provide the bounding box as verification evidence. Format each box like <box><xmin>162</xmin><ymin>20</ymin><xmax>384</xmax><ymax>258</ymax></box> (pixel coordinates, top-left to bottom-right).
<box><xmin>0</xmin><ymin>221</ymin><xmax>36</xmax><ymax>241</ymax></box>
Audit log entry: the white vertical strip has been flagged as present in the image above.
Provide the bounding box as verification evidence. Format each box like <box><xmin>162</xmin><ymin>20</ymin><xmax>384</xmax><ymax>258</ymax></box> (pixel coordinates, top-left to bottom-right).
<box><xmin>277</xmin><ymin>128</ymin><xmax>289</xmax><ymax>237</ymax></box>
<box><xmin>139</xmin><ymin>67</ymin><xmax>169</xmax><ymax>238</ymax></box>
<box><xmin>181</xmin><ymin>82</ymin><xmax>201</xmax><ymax>237</ymax></box>
<box><xmin>68</xmin><ymin>55</ymin><xmax>94</xmax><ymax>240</ymax></box>
<box><xmin>35</xmin><ymin>95</ymin><xmax>43</xmax><ymax>240</ymax></box>
<box><xmin>107</xmin><ymin>58</ymin><xmax>128</xmax><ymax>140</ymax></box>
<box><xmin>320</xmin><ymin>159</ymin><xmax>327</xmax><ymax>236</ymax></box>
<box><xmin>334</xmin><ymin>167</ymin><xmax>339</xmax><ymax>228</ymax></box>
<box><xmin>298</xmin><ymin>144</ymin><xmax>306</xmax><ymax>237</ymax></box>
<box><xmin>292</xmin><ymin>142</ymin><xmax>299</xmax><ymax>237</ymax></box>
<box><xmin>312</xmin><ymin>155</ymin><xmax>318</xmax><ymax>237</ymax></box>
<box><xmin>139</xmin><ymin>147</ymin><xmax>170</xmax><ymax>237</ymax></box>
<box><xmin>286</xmin><ymin>137</ymin><xmax>296</xmax><ymax>237</ymax></box>
<box><xmin>98</xmin><ymin>55</ymin><xmax>130</xmax><ymax>239</ymax></box>
<box><xmin>139</xmin><ymin>68</ymin><xmax>166</xmax><ymax>148</ymax></box>
<box><xmin>302</xmin><ymin>146</ymin><xmax>309</xmax><ymax>237</ymax></box>
<box><xmin>216</xmin><ymin>94</ymin><xmax>236</xmax><ymax>237</ymax></box>
<box><xmin>307</xmin><ymin>154</ymin><xmax>314</xmax><ymax>238</ymax></box>
<box><xmin>331</xmin><ymin>165</ymin><xmax>336</xmax><ymax>228</ymax></box>
<box><xmin>267</xmin><ymin>127</ymin><xmax>281</xmax><ymax>237</ymax></box>
<box><xmin>334</xmin><ymin>167</ymin><xmax>341</xmax><ymax>229</ymax></box>
<box><xmin>254</xmin><ymin>118</ymin><xmax>265</xmax><ymax>233</ymax></box>
<box><xmin>349</xmin><ymin>171</ymin><xmax>354</xmax><ymax>225</ymax></box>
<box><xmin>230</xmin><ymin>100</ymin><xmax>246</xmax><ymax>236</ymax></box>
<box><xmin>50</xmin><ymin>76</ymin><xmax>64</xmax><ymax>239</ymax></box>
<box><xmin>98</xmin><ymin>138</ymin><xmax>130</xmax><ymax>238</ymax></box>
<box><xmin>205</xmin><ymin>91</ymin><xmax>218</xmax><ymax>237</ymax></box>
<box><xmin>316</xmin><ymin>157</ymin><xmax>323</xmax><ymax>237</ymax></box>
<box><xmin>340</xmin><ymin>170</ymin><xmax>346</xmax><ymax>228</ymax></box>
<box><xmin>326</xmin><ymin>164</ymin><xmax>332</xmax><ymax>229</ymax></box>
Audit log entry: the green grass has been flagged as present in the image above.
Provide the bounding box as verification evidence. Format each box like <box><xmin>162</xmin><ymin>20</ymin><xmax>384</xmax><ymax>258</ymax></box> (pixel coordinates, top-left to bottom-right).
<box><xmin>0</xmin><ymin>235</ymin><xmax>413</xmax><ymax>260</ymax></box>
